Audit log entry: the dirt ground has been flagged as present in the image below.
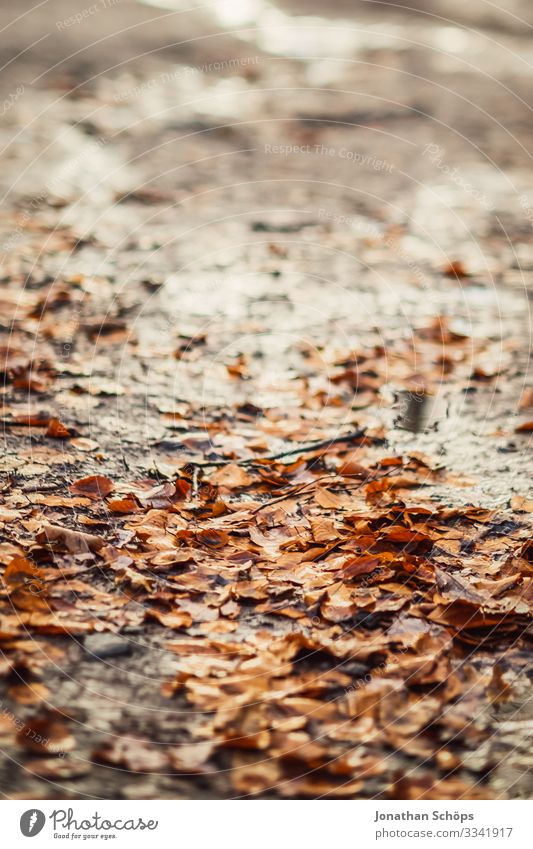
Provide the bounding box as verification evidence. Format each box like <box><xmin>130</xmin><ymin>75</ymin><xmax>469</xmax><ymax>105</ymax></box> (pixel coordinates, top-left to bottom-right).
<box><xmin>0</xmin><ymin>0</ymin><xmax>532</xmax><ymax>800</ymax></box>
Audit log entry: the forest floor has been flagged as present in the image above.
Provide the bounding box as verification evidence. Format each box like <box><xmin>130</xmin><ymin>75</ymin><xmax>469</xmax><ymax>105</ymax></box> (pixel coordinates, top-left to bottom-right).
<box><xmin>0</xmin><ymin>0</ymin><xmax>532</xmax><ymax>799</ymax></box>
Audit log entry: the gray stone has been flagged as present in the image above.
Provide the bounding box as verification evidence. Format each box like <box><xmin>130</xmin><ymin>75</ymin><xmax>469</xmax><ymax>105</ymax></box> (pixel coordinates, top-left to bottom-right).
<box><xmin>83</xmin><ymin>633</ymin><xmax>132</xmax><ymax>660</ymax></box>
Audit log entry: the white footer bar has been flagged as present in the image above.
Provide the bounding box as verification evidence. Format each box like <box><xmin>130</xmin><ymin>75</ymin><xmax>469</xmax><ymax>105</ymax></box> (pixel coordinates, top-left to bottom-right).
<box><xmin>4</xmin><ymin>799</ymin><xmax>531</xmax><ymax>848</ymax></box>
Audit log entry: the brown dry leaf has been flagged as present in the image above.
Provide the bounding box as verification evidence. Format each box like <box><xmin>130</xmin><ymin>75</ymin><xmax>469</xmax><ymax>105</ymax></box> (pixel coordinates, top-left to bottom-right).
<box><xmin>146</xmin><ymin>608</ymin><xmax>193</xmax><ymax>629</ymax></box>
<box><xmin>434</xmin><ymin>566</ymin><xmax>487</xmax><ymax>603</ymax></box>
<box><xmin>310</xmin><ymin>518</ymin><xmax>338</xmax><ymax>542</ymax></box>
<box><xmin>36</xmin><ymin>524</ymin><xmax>104</xmax><ymax>553</ymax></box>
<box><xmin>315</xmin><ymin>487</ymin><xmax>348</xmax><ymax>509</ymax></box>
<box><xmin>3</xmin><ymin>556</ymin><xmax>45</xmax><ymax>590</ymax></box>
<box><xmin>196</xmin><ymin>529</ymin><xmax>229</xmax><ymax>548</ymax></box>
<box><xmin>46</xmin><ymin>418</ymin><xmax>71</xmax><ymax>438</ymax></box>
<box><xmin>442</xmin><ymin>259</ymin><xmax>469</xmax><ymax>278</ymax></box>
<box><xmin>321</xmin><ymin>584</ymin><xmax>358</xmax><ymax>623</ymax></box>
<box><xmin>17</xmin><ymin>612</ymin><xmax>101</xmax><ymax>635</ymax></box>
<box><xmin>338</xmin><ymin>453</ymin><xmax>368</xmax><ymax>477</ymax></box>
<box><xmin>341</xmin><ymin>555</ymin><xmax>381</xmax><ymax>580</ymax></box>
<box><xmin>427</xmin><ymin>600</ymin><xmax>526</xmax><ymax>637</ymax></box>
<box><xmin>108</xmin><ymin>558</ymin><xmax>154</xmax><ymax>592</ymax></box>
<box><xmin>210</xmin><ymin>463</ymin><xmax>253</xmax><ymax>488</ymax></box>
<box><xmin>232</xmin><ymin>580</ymin><xmax>268</xmax><ymax>601</ymax></box>
<box><xmin>138</xmin><ymin>482</ymin><xmax>176</xmax><ymax>508</ymax></box>
<box><xmin>518</xmin><ymin>388</ymin><xmax>533</xmax><ymax>410</ymax></box>
<box><xmin>3</xmin><ymin>556</ymin><xmax>48</xmax><ymax>612</ymax></box>
<box><xmin>380</xmin><ymin>526</ymin><xmax>432</xmax><ymax>550</ymax></box>
<box><xmin>515</xmin><ymin>421</ymin><xmax>533</xmax><ymax>433</ymax></box>
<box><xmin>69</xmin><ymin>475</ymin><xmax>114</xmax><ymax>500</ymax></box>
<box><xmin>107</xmin><ymin>497</ymin><xmax>140</xmax><ymax>513</ymax></box>
<box><xmin>510</xmin><ymin>495</ymin><xmax>533</xmax><ymax>512</ymax></box>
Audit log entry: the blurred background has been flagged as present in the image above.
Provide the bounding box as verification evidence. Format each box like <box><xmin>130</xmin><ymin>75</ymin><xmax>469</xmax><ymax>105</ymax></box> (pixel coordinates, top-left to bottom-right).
<box><xmin>1</xmin><ymin>0</ymin><xmax>532</xmax><ymax>430</ymax></box>
<box><xmin>1</xmin><ymin>0</ymin><xmax>533</xmax><ymax>247</ymax></box>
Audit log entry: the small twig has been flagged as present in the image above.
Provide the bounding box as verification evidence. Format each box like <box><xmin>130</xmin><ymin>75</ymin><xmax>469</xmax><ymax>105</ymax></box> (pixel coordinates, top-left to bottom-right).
<box><xmin>189</xmin><ymin>427</ymin><xmax>371</xmax><ymax>468</ymax></box>
<box><xmin>251</xmin><ymin>477</ymin><xmax>323</xmax><ymax>515</ymax></box>
<box><xmin>249</xmin><ymin>428</ymin><xmax>369</xmax><ymax>463</ymax></box>
<box><xmin>251</xmin><ymin>464</ymin><xmax>405</xmax><ymax>516</ymax></box>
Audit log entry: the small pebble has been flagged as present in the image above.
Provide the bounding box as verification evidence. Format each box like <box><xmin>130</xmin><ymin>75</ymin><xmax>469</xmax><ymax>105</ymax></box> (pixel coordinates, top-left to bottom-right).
<box><xmin>83</xmin><ymin>633</ymin><xmax>132</xmax><ymax>660</ymax></box>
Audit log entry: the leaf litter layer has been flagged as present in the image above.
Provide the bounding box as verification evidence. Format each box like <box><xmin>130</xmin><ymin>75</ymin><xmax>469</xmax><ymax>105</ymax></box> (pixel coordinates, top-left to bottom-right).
<box><xmin>1</xmin><ymin>285</ymin><xmax>532</xmax><ymax>799</ymax></box>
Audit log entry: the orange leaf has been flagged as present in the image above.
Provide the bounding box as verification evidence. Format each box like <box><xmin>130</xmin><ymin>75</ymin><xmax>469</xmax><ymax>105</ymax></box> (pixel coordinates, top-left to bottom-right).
<box><xmin>146</xmin><ymin>608</ymin><xmax>193</xmax><ymax>629</ymax></box>
<box><xmin>515</xmin><ymin>421</ymin><xmax>533</xmax><ymax>433</ymax></box>
<box><xmin>3</xmin><ymin>556</ymin><xmax>48</xmax><ymax>612</ymax></box>
<box><xmin>107</xmin><ymin>497</ymin><xmax>139</xmax><ymax>513</ymax></box>
<box><xmin>210</xmin><ymin>463</ymin><xmax>253</xmax><ymax>489</ymax></box>
<box><xmin>197</xmin><ymin>529</ymin><xmax>229</xmax><ymax>548</ymax></box>
<box><xmin>3</xmin><ymin>556</ymin><xmax>45</xmax><ymax>590</ymax></box>
<box><xmin>46</xmin><ymin>418</ymin><xmax>71</xmax><ymax>438</ymax></box>
<box><xmin>342</xmin><ymin>555</ymin><xmax>381</xmax><ymax>579</ymax></box>
<box><xmin>69</xmin><ymin>475</ymin><xmax>114</xmax><ymax>500</ymax></box>
<box><xmin>315</xmin><ymin>487</ymin><xmax>347</xmax><ymax>509</ymax></box>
